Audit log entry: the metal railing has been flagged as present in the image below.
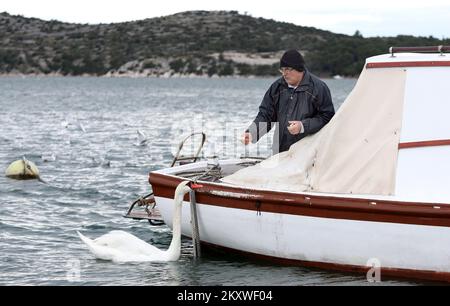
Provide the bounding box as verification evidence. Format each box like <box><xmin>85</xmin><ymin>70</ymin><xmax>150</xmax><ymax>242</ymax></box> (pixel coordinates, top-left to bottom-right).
<box><xmin>125</xmin><ymin>132</ymin><xmax>207</xmax><ymax>225</ymax></box>
<box><xmin>390</xmin><ymin>45</ymin><xmax>450</xmax><ymax>56</ymax></box>
<box><xmin>170</xmin><ymin>132</ymin><xmax>206</xmax><ymax>167</ymax></box>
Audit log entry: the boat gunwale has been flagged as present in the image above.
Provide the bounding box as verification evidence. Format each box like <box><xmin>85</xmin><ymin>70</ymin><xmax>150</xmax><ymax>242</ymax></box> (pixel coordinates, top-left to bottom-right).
<box><xmin>149</xmin><ymin>170</ymin><xmax>450</xmax><ymax>227</ymax></box>
<box><xmin>151</xmin><ymin>159</ymin><xmax>448</xmax><ymax>205</ymax></box>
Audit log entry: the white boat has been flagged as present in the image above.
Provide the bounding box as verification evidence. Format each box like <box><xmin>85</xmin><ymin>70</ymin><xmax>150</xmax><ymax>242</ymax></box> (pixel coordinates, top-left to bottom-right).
<box><xmin>149</xmin><ymin>46</ymin><xmax>450</xmax><ymax>282</ymax></box>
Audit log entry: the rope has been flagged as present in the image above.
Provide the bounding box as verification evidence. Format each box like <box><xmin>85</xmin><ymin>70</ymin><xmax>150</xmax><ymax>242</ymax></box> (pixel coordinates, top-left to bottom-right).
<box><xmin>189</xmin><ymin>188</ymin><xmax>201</xmax><ymax>259</ymax></box>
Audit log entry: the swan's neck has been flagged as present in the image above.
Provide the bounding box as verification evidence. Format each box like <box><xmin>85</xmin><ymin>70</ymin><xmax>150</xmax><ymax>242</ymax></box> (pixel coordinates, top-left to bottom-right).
<box><xmin>166</xmin><ymin>192</ymin><xmax>184</xmax><ymax>257</ymax></box>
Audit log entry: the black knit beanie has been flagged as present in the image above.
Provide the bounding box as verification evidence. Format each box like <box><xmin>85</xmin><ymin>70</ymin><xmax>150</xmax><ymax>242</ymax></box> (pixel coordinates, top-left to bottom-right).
<box><xmin>280</xmin><ymin>49</ymin><xmax>305</xmax><ymax>72</ymax></box>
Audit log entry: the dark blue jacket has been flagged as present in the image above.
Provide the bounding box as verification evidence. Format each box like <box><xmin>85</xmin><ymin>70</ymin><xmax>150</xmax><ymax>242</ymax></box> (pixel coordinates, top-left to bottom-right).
<box><xmin>248</xmin><ymin>70</ymin><xmax>335</xmax><ymax>154</ymax></box>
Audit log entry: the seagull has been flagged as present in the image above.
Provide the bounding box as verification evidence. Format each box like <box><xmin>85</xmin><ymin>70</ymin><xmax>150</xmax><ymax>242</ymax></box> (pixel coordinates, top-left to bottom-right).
<box><xmin>136</xmin><ymin>129</ymin><xmax>149</xmax><ymax>146</ymax></box>
<box><xmin>61</xmin><ymin>118</ymin><xmax>69</xmax><ymax>128</ymax></box>
<box><xmin>41</xmin><ymin>153</ymin><xmax>56</xmax><ymax>162</ymax></box>
<box><xmin>91</xmin><ymin>156</ymin><xmax>111</xmax><ymax>167</ymax></box>
<box><xmin>78</xmin><ymin>121</ymin><xmax>86</xmax><ymax>133</ymax></box>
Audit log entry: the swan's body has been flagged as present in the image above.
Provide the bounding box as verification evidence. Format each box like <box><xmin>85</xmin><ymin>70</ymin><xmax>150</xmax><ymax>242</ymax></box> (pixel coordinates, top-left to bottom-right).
<box><xmin>77</xmin><ymin>230</ymin><xmax>176</xmax><ymax>262</ymax></box>
<box><xmin>78</xmin><ymin>181</ymin><xmax>191</xmax><ymax>262</ymax></box>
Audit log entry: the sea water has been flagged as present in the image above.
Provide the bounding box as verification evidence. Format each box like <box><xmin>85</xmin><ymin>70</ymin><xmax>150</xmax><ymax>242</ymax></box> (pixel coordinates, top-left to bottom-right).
<box><xmin>0</xmin><ymin>76</ymin><xmax>418</xmax><ymax>285</ymax></box>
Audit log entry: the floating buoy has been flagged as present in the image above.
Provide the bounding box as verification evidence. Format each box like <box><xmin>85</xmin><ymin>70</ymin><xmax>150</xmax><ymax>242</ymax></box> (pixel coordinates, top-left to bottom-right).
<box><xmin>5</xmin><ymin>157</ymin><xmax>40</xmax><ymax>180</ymax></box>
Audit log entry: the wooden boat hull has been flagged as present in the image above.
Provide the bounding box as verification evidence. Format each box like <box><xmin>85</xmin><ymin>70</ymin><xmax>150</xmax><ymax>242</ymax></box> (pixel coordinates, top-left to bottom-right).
<box><xmin>149</xmin><ymin>163</ymin><xmax>450</xmax><ymax>283</ymax></box>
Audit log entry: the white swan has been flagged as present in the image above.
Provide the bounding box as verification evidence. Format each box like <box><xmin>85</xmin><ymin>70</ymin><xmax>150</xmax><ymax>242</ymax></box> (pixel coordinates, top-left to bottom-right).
<box><xmin>78</xmin><ymin>181</ymin><xmax>191</xmax><ymax>262</ymax></box>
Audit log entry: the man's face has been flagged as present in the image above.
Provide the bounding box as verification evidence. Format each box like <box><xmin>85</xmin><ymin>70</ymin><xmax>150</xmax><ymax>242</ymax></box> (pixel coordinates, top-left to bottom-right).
<box><xmin>280</xmin><ymin>67</ymin><xmax>304</xmax><ymax>86</ymax></box>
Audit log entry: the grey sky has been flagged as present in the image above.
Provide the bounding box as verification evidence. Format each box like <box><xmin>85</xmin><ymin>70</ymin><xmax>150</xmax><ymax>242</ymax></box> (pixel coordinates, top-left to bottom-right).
<box><xmin>2</xmin><ymin>0</ymin><xmax>450</xmax><ymax>38</ymax></box>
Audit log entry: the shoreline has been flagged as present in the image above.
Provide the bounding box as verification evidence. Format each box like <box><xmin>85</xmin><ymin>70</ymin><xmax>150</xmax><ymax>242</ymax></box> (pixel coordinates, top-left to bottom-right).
<box><xmin>0</xmin><ymin>72</ymin><xmax>350</xmax><ymax>80</ymax></box>
<box><xmin>0</xmin><ymin>72</ymin><xmax>268</xmax><ymax>79</ymax></box>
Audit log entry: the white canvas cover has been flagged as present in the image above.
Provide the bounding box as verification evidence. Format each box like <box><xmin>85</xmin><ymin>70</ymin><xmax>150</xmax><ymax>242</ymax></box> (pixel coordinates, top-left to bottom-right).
<box><xmin>222</xmin><ymin>68</ymin><xmax>407</xmax><ymax>195</ymax></box>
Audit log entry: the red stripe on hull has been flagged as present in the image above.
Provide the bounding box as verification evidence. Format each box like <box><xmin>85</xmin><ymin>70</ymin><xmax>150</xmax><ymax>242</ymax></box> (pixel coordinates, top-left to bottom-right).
<box><xmin>399</xmin><ymin>139</ymin><xmax>450</xmax><ymax>149</ymax></box>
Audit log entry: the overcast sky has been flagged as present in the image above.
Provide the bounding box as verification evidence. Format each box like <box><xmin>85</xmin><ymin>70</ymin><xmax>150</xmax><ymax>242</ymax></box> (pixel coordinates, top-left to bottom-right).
<box><xmin>2</xmin><ymin>0</ymin><xmax>450</xmax><ymax>38</ymax></box>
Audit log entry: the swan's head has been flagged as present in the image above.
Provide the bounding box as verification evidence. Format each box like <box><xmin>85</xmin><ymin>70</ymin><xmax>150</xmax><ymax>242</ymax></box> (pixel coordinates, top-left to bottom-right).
<box><xmin>173</xmin><ymin>181</ymin><xmax>192</xmax><ymax>211</ymax></box>
<box><xmin>174</xmin><ymin>180</ymin><xmax>192</xmax><ymax>196</ymax></box>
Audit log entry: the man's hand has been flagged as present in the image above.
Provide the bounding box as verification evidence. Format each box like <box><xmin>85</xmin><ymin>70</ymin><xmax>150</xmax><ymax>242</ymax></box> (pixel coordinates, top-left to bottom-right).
<box><xmin>242</xmin><ymin>132</ymin><xmax>252</xmax><ymax>145</ymax></box>
<box><xmin>287</xmin><ymin>121</ymin><xmax>303</xmax><ymax>135</ymax></box>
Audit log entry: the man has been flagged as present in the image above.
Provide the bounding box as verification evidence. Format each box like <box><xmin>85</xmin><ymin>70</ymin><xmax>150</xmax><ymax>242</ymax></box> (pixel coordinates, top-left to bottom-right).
<box><xmin>242</xmin><ymin>49</ymin><xmax>335</xmax><ymax>154</ymax></box>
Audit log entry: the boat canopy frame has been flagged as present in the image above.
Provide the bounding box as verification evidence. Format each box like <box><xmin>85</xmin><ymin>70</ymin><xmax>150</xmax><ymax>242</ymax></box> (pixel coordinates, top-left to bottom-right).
<box><xmin>389</xmin><ymin>45</ymin><xmax>450</xmax><ymax>56</ymax></box>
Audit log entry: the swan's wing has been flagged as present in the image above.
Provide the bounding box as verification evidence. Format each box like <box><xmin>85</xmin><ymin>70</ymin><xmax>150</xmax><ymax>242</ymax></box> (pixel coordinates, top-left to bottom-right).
<box><xmin>102</xmin><ymin>230</ymin><xmax>167</xmax><ymax>256</ymax></box>
<box><xmin>77</xmin><ymin>231</ymin><xmax>120</xmax><ymax>261</ymax></box>
<box><xmin>79</xmin><ymin>230</ymin><xmax>169</xmax><ymax>262</ymax></box>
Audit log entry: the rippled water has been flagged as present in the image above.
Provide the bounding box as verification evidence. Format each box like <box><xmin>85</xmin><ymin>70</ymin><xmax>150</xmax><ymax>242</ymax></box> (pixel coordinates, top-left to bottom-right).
<box><xmin>0</xmin><ymin>76</ymin><xmax>419</xmax><ymax>286</ymax></box>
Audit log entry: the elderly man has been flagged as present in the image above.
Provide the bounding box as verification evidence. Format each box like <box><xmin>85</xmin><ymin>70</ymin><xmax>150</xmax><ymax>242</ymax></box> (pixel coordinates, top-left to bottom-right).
<box><xmin>243</xmin><ymin>49</ymin><xmax>335</xmax><ymax>154</ymax></box>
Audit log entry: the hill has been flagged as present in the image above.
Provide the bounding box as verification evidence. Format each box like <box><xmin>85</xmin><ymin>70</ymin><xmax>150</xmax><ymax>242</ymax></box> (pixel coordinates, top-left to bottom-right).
<box><xmin>1</xmin><ymin>10</ymin><xmax>448</xmax><ymax>77</ymax></box>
